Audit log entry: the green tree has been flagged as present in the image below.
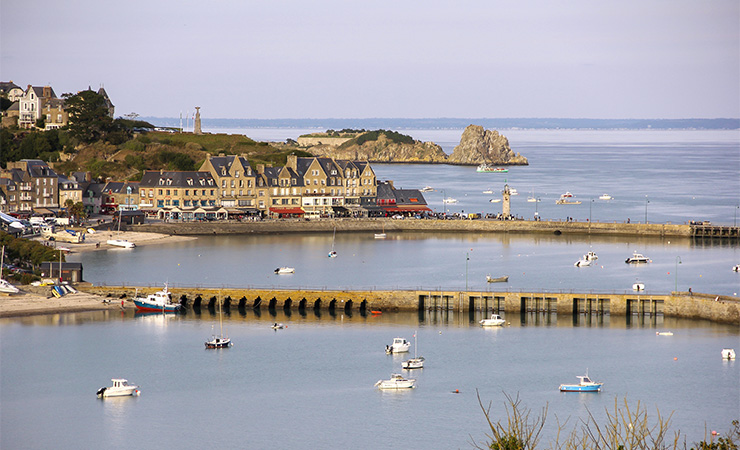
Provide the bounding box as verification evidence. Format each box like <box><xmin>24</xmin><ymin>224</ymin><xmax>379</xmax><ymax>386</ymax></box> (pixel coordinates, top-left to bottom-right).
<box><xmin>64</xmin><ymin>199</ymin><xmax>87</xmax><ymax>222</ymax></box>
<box><xmin>63</xmin><ymin>90</ymin><xmax>115</xmax><ymax>144</ymax></box>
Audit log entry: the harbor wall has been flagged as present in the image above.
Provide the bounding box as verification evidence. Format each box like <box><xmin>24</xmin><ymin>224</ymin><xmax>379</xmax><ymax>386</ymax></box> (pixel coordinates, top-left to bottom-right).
<box><xmin>130</xmin><ymin>218</ymin><xmax>695</xmax><ymax>238</ymax></box>
<box><xmin>81</xmin><ymin>286</ymin><xmax>740</xmax><ymax>325</ymax></box>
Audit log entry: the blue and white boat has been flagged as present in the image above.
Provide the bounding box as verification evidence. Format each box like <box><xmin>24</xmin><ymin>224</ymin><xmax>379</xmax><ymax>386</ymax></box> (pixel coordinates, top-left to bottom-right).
<box><xmin>559</xmin><ymin>371</ymin><xmax>603</xmax><ymax>392</ymax></box>
<box><xmin>133</xmin><ymin>283</ymin><xmax>180</xmax><ymax>313</ymax></box>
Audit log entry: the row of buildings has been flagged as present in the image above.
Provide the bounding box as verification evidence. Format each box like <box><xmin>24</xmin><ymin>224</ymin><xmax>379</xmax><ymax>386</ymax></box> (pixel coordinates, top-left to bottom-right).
<box><xmin>0</xmin><ymin>155</ymin><xmax>431</xmax><ymax>221</ymax></box>
<box><xmin>0</xmin><ymin>81</ymin><xmax>114</xmax><ymax>129</ymax></box>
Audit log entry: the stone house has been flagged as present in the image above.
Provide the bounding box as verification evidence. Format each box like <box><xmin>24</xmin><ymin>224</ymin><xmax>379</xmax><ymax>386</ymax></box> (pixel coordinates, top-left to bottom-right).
<box><xmin>2</xmin><ymin>160</ymin><xmax>59</xmax><ymax>211</ymax></box>
<box><xmin>0</xmin><ymin>81</ymin><xmax>24</xmax><ymax>102</ymax></box>
<box><xmin>18</xmin><ymin>85</ymin><xmax>57</xmax><ymax>129</ymax></box>
<box><xmin>138</xmin><ymin>170</ymin><xmax>218</xmax><ymax>218</ymax></box>
<box><xmin>198</xmin><ymin>154</ymin><xmax>258</xmax><ymax>212</ymax></box>
<box><xmin>101</xmin><ymin>181</ymin><xmax>139</xmax><ymax>214</ymax></box>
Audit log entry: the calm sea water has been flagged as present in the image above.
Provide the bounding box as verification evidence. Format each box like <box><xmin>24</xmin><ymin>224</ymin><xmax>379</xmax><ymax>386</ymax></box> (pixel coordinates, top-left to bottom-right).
<box><xmin>2</xmin><ymin>129</ymin><xmax>739</xmax><ymax>449</ymax></box>
<box><xmin>1</xmin><ymin>311</ymin><xmax>737</xmax><ymax>449</ymax></box>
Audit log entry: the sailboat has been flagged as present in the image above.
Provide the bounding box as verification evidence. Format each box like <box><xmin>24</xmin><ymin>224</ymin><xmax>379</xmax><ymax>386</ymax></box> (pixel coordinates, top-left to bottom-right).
<box><xmin>374</xmin><ymin>224</ymin><xmax>386</xmax><ymax>239</ymax></box>
<box><xmin>205</xmin><ymin>298</ymin><xmax>232</xmax><ymax>348</ymax></box>
<box><xmin>527</xmin><ymin>189</ymin><xmax>539</xmax><ymax>203</ymax></box>
<box><xmin>107</xmin><ymin>209</ymin><xmax>136</xmax><ymax>248</ymax></box>
<box><xmin>0</xmin><ymin>246</ymin><xmax>20</xmax><ymax>294</ymax></box>
<box><xmin>401</xmin><ymin>331</ymin><xmax>424</xmax><ymax>369</ymax></box>
<box><xmin>328</xmin><ymin>227</ymin><xmax>337</xmax><ymax>257</ymax></box>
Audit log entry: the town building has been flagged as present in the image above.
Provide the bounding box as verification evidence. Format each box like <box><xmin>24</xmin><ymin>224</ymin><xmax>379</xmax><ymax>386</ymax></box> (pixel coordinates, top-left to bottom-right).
<box><xmin>101</xmin><ymin>181</ymin><xmax>139</xmax><ymax>214</ymax></box>
<box><xmin>18</xmin><ymin>85</ymin><xmax>57</xmax><ymax>129</ymax></box>
<box><xmin>1</xmin><ymin>160</ymin><xmax>59</xmax><ymax>212</ymax></box>
<box><xmin>138</xmin><ymin>170</ymin><xmax>222</xmax><ymax>221</ymax></box>
<box><xmin>198</xmin><ymin>154</ymin><xmax>258</xmax><ymax>214</ymax></box>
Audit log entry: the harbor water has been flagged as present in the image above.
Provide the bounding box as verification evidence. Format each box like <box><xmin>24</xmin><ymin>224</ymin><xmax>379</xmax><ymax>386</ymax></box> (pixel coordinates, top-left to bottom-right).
<box><xmin>1</xmin><ymin>129</ymin><xmax>739</xmax><ymax>449</ymax></box>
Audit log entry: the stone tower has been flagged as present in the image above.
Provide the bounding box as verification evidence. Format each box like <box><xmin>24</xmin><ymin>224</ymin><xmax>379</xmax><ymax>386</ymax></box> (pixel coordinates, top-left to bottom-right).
<box><xmin>502</xmin><ymin>184</ymin><xmax>511</xmax><ymax>217</ymax></box>
<box><xmin>194</xmin><ymin>107</ymin><xmax>202</xmax><ymax>135</ymax></box>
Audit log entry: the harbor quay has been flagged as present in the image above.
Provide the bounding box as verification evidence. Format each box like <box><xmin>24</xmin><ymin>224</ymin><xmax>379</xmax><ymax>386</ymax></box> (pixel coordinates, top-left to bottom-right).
<box><xmin>128</xmin><ymin>218</ymin><xmax>739</xmax><ymax>239</ymax></box>
<box><xmin>81</xmin><ymin>286</ymin><xmax>740</xmax><ymax>325</ymax></box>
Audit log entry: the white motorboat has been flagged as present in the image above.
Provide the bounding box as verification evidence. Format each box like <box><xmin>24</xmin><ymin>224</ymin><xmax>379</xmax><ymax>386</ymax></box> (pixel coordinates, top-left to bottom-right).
<box><xmin>480</xmin><ymin>314</ymin><xmax>506</xmax><ymax>327</ymax></box>
<box><xmin>489</xmin><ymin>199</ymin><xmax>501</xmax><ymax>203</ymax></box>
<box><xmin>107</xmin><ymin>239</ymin><xmax>136</xmax><ymax>248</ymax></box>
<box><xmin>656</xmin><ymin>331</ymin><xmax>673</xmax><ymax>336</ymax></box>
<box><xmin>482</xmin><ymin>189</ymin><xmax>494</xmax><ymax>194</ymax></box>
<box><xmin>510</xmin><ymin>189</ymin><xmax>518</xmax><ymax>196</ymax></box>
<box><xmin>443</xmin><ymin>198</ymin><xmax>458</xmax><ymax>204</ymax></box>
<box><xmin>375</xmin><ymin>373</ymin><xmax>416</xmax><ymax>389</ymax></box>
<box><xmin>385</xmin><ymin>337</ymin><xmax>410</xmax><ymax>354</ymax></box>
<box><xmin>96</xmin><ymin>378</ymin><xmax>140</xmax><ymax>398</ymax></box>
<box><xmin>402</xmin><ymin>332</ymin><xmax>424</xmax><ymax>370</ymax></box>
<box><xmin>560</xmin><ymin>192</ymin><xmax>574</xmax><ymax>198</ymax></box>
<box><xmin>721</xmin><ymin>348</ymin><xmax>736</xmax><ymax>360</ymax></box>
<box><xmin>633</xmin><ymin>282</ymin><xmax>646</xmax><ymax>291</ymax></box>
<box><xmin>0</xmin><ymin>246</ymin><xmax>20</xmax><ymax>294</ymax></box>
<box><xmin>625</xmin><ymin>252</ymin><xmax>651</xmax><ymax>264</ymax></box>
<box><xmin>599</xmin><ymin>194</ymin><xmax>613</xmax><ymax>200</ymax></box>
<box><xmin>420</xmin><ymin>186</ymin><xmax>434</xmax><ymax>192</ymax></box>
<box><xmin>527</xmin><ymin>197</ymin><xmax>539</xmax><ymax>203</ymax></box>
<box><xmin>574</xmin><ymin>257</ymin><xmax>592</xmax><ymax>267</ymax></box>
<box><xmin>274</xmin><ymin>267</ymin><xmax>295</xmax><ymax>274</ymax></box>
<box><xmin>585</xmin><ymin>251</ymin><xmax>598</xmax><ymax>261</ymax></box>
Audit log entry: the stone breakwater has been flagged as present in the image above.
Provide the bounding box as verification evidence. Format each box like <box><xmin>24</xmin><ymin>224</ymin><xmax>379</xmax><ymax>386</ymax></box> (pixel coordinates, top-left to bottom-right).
<box><xmin>80</xmin><ymin>286</ymin><xmax>740</xmax><ymax>325</ymax></box>
<box><xmin>131</xmin><ymin>218</ymin><xmax>693</xmax><ymax>238</ymax></box>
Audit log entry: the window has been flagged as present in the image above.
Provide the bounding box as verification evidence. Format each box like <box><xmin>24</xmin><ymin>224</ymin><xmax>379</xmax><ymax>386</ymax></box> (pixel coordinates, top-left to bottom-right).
<box><xmin>235</xmin><ymin>171</ymin><xmax>240</xmax><ymax>178</ymax></box>
<box><xmin>173</xmin><ymin>200</ymin><xmax>180</xmax><ymax>206</ymax></box>
<box><xmin>173</xmin><ymin>190</ymin><xmax>178</xmax><ymax>196</ymax></box>
<box><xmin>185</xmin><ymin>190</ymin><xmax>189</xmax><ymax>196</ymax></box>
<box><xmin>239</xmin><ymin>180</ymin><xmax>243</xmax><ymax>188</ymax></box>
<box><xmin>158</xmin><ymin>189</ymin><xmax>163</xmax><ymax>195</ymax></box>
<box><xmin>222</xmin><ymin>180</ymin><xmax>226</xmax><ymax>188</ymax></box>
<box><xmin>184</xmin><ymin>200</ymin><xmax>191</xmax><ymax>207</ymax></box>
<box><xmin>157</xmin><ymin>200</ymin><xmax>164</xmax><ymax>207</ymax></box>
<box><xmin>166</xmin><ymin>189</ymin><xmax>170</xmax><ymax>196</ymax></box>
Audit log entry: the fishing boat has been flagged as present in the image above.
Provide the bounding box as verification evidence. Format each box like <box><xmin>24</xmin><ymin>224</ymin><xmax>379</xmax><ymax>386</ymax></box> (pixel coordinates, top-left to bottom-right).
<box><xmin>328</xmin><ymin>227</ymin><xmax>337</xmax><ymax>258</ymax></box>
<box><xmin>274</xmin><ymin>267</ymin><xmax>295</xmax><ymax>274</ymax></box>
<box><xmin>479</xmin><ymin>314</ymin><xmax>506</xmax><ymax>327</ymax></box>
<box><xmin>559</xmin><ymin>371</ymin><xmax>603</xmax><ymax>392</ymax></box>
<box><xmin>476</xmin><ymin>164</ymin><xmax>508</xmax><ymax>173</ymax></box>
<box><xmin>625</xmin><ymin>252</ymin><xmax>651</xmax><ymax>264</ymax></box>
<box><xmin>374</xmin><ymin>373</ymin><xmax>416</xmax><ymax>389</ymax></box>
<box><xmin>486</xmin><ymin>275</ymin><xmax>508</xmax><ymax>283</ymax></box>
<box><xmin>106</xmin><ymin>239</ymin><xmax>136</xmax><ymax>248</ymax></box>
<box><xmin>96</xmin><ymin>378</ymin><xmax>140</xmax><ymax>398</ymax></box>
<box><xmin>0</xmin><ymin>246</ymin><xmax>20</xmax><ymax>294</ymax></box>
<box><xmin>721</xmin><ymin>348</ymin><xmax>736</xmax><ymax>360</ymax></box>
<box><xmin>401</xmin><ymin>331</ymin><xmax>424</xmax><ymax>369</ymax></box>
<box><xmin>385</xmin><ymin>337</ymin><xmax>410</xmax><ymax>354</ymax></box>
<box><xmin>205</xmin><ymin>298</ymin><xmax>232</xmax><ymax>349</ymax></box>
<box><xmin>599</xmin><ymin>194</ymin><xmax>613</xmax><ymax>200</ymax></box>
<box><xmin>133</xmin><ymin>283</ymin><xmax>180</xmax><ymax>313</ymax></box>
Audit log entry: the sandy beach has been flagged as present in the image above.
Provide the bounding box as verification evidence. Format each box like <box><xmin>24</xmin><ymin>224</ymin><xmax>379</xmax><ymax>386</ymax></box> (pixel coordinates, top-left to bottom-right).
<box><xmin>0</xmin><ymin>290</ymin><xmax>130</xmax><ymax>318</ymax></box>
<box><xmin>34</xmin><ymin>230</ymin><xmax>197</xmax><ymax>253</ymax></box>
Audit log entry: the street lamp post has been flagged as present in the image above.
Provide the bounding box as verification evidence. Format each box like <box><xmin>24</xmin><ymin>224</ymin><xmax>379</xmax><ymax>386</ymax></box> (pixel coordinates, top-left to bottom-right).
<box><xmin>465</xmin><ymin>252</ymin><xmax>469</xmax><ymax>293</ymax></box>
<box><xmin>442</xmin><ymin>189</ymin><xmax>447</xmax><ymax>216</ymax></box>
<box><xmin>535</xmin><ymin>197</ymin><xmax>540</xmax><ymax>220</ymax></box>
<box><xmin>589</xmin><ymin>198</ymin><xmax>594</xmax><ymax>222</ymax></box>
<box><xmin>735</xmin><ymin>204</ymin><xmax>739</xmax><ymax>227</ymax></box>
<box><xmin>675</xmin><ymin>256</ymin><xmax>682</xmax><ymax>292</ymax></box>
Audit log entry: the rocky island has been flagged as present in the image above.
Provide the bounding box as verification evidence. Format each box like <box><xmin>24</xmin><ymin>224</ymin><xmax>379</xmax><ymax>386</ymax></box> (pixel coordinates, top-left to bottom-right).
<box><xmin>297</xmin><ymin>125</ymin><xmax>527</xmax><ymax>166</ymax></box>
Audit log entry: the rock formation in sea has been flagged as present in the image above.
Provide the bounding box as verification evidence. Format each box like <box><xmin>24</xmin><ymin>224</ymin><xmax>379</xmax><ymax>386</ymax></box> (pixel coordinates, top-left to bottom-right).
<box><xmin>448</xmin><ymin>125</ymin><xmax>528</xmax><ymax>165</ymax></box>
<box><xmin>305</xmin><ymin>132</ymin><xmax>448</xmax><ymax>163</ymax></box>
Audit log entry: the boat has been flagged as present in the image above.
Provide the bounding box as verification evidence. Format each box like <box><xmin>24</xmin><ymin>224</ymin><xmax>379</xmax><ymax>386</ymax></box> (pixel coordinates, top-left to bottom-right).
<box><xmin>374</xmin><ymin>224</ymin><xmax>386</xmax><ymax>239</ymax></box>
<box><xmin>733</xmin><ymin>264</ymin><xmax>739</xmax><ymax>272</ymax></box>
<box><xmin>721</xmin><ymin>348</ymin><xmax>736</xmax><ymax>360</ymax></box>
<box><xmin>556</xmin><ymin>198</ymin><xmax>582</xmax><ymax>205</ymax></box>
<box><xmin>510</xmin><ymin>188</ymin><xmax>518</xmax><ymax>196</ymax></box>
<box><xmin>560</xmin><ymin>192</ymin><xmax>574</xmax><ymax>198</ymax></box>
<box><xmin>482</xmin><ymin>189</ymin><xmax>494</xmax><ymax>194</ymax></box>
<box><xmin>574</xmin><ymin>257</ymin><xmax>592</xmax><ymax>267</ymax></box>
<box><xmin>420</xmin><ymin>186</ymin><xmax>434</xmax><ymax>192</ymax></box>
<box><xmin>656</xmin><ymin>331</ymin><xmax>673</xmax><ymax>336</ymax></box>
<box><xmin>133</xmin><ymin>283</ymin><xmax>180</xmax><ymax>313</ymax></box>
<box><xmin>479</xmin><ymin>314</ymin><xmax>506</xmax><ymax>326</ymax></box>
<box><xmin>328</xmin><ymin>227</ymin><xmax>337</xmax><ymax>258</ymax></box>
<box><xmin>205</xmin><ymin>297</ymin><xmax>232</xmax><ymax>349</ymax></box>
<box><xmin>96</xmin><ymin>378</ymin><xmax>140</xmax><ymax>398</ymax></box>
<box><xmin>374</xmin><ymin>373</ymin><xmax>416</xmax><ymax>389</ymax></box>
<box><xmin>599</xmin><ymin>194</ymin><xmax>613</xmax><ymax>200</ymax></box>
<box><xmin>633</xmin><ymin>282</ymin><xmax>646</xmax><ymax>291</ymax></box>
<box><xmin>486</xmin><ymin>275</ymin><xmax>509</xmax><ymax>283</ymax></box>
<box><xmin>559</xmin><ymin>371</ymin><xmax>603</xmax><ymax>392</ymax></box>
<box><xmin>271</xmin><ymin>322</ymin><xmax>286</xmax><ymax>329</ymax></box>
<box><xmin>385</xmin><ymin>337</ymin><xmax>410</xmax><ymax>354</ymax></box>
<box><xmin>274</xmin><ymin>267</ymin><xmax>295</xmax><ymax>274</ymax></box>
<box><xmin>489</xmin><ymin>199</ymin><xmax>501</xmax><ymax>203</ymax></box>
<box><xmin>0</xmin><ymin>246</ymin><xmax>20</xmax><ymax>294</ymax></box>
<box><xmin>585</xmin><ymin>251</ymin><xmax>598</xmax><ymax>261</ymax></box>
<box><xmin>527</xmin><ymin>189</ymin><xmax>539</xmax><ymax>203</ymax></box>
<box><xmin>625</xmin><ymin>252</ymin><xmax>651</xmax><ymax>264</ymax></box>
<box><xmin>476</xmin><ymin>164</ymin><xmax>508</xmax><ymax>173</ymax></box>
<box><xmin>107</xmin><ymin>239</ymin><xmax>136</xmax><ymax>248</ymax></box>
<box><xmin>401</xmin><ymin>331</ymin><xmax>424</xmax><ymax>369</ymax></box>
<box><xmin>443</xmin><ymin>198</ymin><xmax>458</xmax><ymax>204</ymax></box>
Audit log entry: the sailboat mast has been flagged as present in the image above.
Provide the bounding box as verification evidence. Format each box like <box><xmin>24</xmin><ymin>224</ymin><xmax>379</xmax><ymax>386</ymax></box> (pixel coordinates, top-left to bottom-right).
<box><xmin>219</xmin><ymin>298</ymin><xmax>224</xmax><ymax>337</ymax></box>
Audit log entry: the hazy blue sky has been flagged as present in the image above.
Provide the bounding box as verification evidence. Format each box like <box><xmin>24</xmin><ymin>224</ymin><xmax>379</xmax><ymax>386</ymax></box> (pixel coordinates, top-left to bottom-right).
<box><xmin>2</xmin><ymin>0</ymin><xmax>738</xmax><ymax>119</ymax></box>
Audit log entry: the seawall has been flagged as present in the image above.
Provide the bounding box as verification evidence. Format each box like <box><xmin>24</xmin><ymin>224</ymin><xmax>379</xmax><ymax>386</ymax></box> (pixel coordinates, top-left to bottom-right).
<box><xmin>81</xmin><ymin>286</ymin><xmax>740</xmax><ymax>325</ymax></box>
<box><xmin>131</xmin><ymin>218</ymin><xmax>696</xmax><ymax>238</ymax></box>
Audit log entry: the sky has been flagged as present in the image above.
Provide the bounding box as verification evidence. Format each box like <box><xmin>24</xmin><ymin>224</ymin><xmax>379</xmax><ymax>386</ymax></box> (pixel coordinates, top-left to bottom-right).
<box><xmin>1</xmin><ymin>0</ymin><xmax>738</xmax><ymax>120</ymax></box>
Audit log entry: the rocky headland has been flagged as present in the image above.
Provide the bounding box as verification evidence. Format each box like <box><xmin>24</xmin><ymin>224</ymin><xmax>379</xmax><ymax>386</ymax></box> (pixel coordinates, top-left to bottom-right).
<box><xmin>301</xmin><ymin>126</ymin><xmax>527</xmax><ymax>165</ymax></box>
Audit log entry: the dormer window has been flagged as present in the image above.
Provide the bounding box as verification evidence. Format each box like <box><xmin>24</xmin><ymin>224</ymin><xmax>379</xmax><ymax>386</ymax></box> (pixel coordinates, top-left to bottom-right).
<box><xmin>221</xmin><ymin>168</ymin><xmax>226</xmax><ymax>176</ymax></box>
<box><xmin>247</xmin><ymin>168</ymin><xmax>252</xmax><ymax>176</ymax></box>
<box><xmin>159</xmin><ymin>179</ymin><xmax>164</xmax><ymax>185</ymax></box>
<box><xmin>199</xmin><ymin>179</ymin><xmax>205</xmax><ymax>186</ymax></box>
<box><xmin>208</xmin><ymin>179</ymin><xmax>214</xmax><ymax>186</ymax></box>
<box><xmin>187</xmin><ymin>179</ymin><xmax>193</xmax><ymax>185</ymax></box>
<box><xmin>166</xmin><ymin>178</ymin><xmax>172</xmax><ymax>185</ymax></box>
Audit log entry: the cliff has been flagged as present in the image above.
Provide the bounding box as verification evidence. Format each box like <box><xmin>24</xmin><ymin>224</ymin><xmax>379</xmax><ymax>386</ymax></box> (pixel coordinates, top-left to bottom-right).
<box><xmin>448</xmin><ymin>125</ymin><xmax>528</xmax><ymax>165</ymax></box>
<box><xmin>306</xmin><ymin>132</ymin><xmax>448</xmax><ymax>163</ymax></box>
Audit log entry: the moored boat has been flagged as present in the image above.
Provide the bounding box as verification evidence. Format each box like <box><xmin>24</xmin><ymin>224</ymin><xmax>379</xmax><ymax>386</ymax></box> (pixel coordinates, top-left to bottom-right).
<box><xmin>486</xmin><ymin>275</ymin><xmax>508</xmax><ymax>283</ymax></box>
<box><xmin>480</xmin><ymin>314</ymin><xmax>506</xmax><ymax>326</ymax></box>
<box><xmin>107</xmin><ymin>239</ymin><xmax>136</xmax><ymax>248</ymax></box>
<box><xmin>96</xmin><ymin>378</ymin><xmax>140</xmax><ymax>398</ymax></box>
<box><xmin>205</xmin><ymin>297</ymin><xmax>232</xmax><ymax>349</ymax></box>
<box><xmin>443</xmin><ymin>198</ymin><xmax>458</xmax><ymax>204</ymax></box>
<box><xmin>476</xmin><ymin>164</ymin><xmax>508</xmax><ymax>173</ymax></box>
<box><xmin>274</xmin><ymin>267</ymin><xmax>295</xmax><ymax>274</ymax></box>
<box><xmin>133</xmin><ymin>283</ymin><xmax>180</xmax><ymax>312</ymax></box>
<box><xmin>0</xmin><ymin>246</ymin><xmax>19</xmax><ymax>294</ymax></box>
<box><xmin>599</xmin><ymin>194</ymin><xmax>613</xmax><ymax>200</ymax></box>
<box><xmin>559</xmin><ymin>372</ymin><xmax>603</xmax><ymax>392</ymax></box>
<box><xmin>656</xmin><ymin>331</ymin><xmax>673</xmax><ymax>336</ymax></box>
<box><xmin>385</xmin><ymin>337</ymin><xmax>410</xmax><ymax>354</ymax></box>
<box><xmin>402</xmin><ymin>332</ymin><xmax>424</xmax><ymax>369</ymax></box>
<box><xmin>721</xmin><ymin>348</ymin><xmax>736</xmax><ymax>360</ymax></box>
<box><xmin>625</xmin><ymin>252</ymin><xmax>651</xmax><ymax>264</ymax></box>
<box><xmin>420</xmin><ymin>186</ymin><xmax>434</xmax><ymax>192</ymax></box>
<box><xmin>574</xmin><ymin>256</ymin><xmax>592</xmax><ymax>267</ymax></box>
<box><xmin>633</xmin><ymin>282</ymin><xmax>646</xmax><ymax>291</ymax></box>
<box><xmin>374</xmin><ymin>373</ymin><xmax>416</xmax><ymax>389</ymax></box>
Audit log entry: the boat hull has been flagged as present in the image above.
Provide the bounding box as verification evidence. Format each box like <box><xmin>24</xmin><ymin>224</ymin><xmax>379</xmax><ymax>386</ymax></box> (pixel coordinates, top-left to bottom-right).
<box><xmin>559</xmin><ymin>384</ymin><xmax>602</xmax><ymax>392</ymax></box>
<box><xmin>402</xmin><ymin>357</ymin><xmax>425</xmax><ymax>370</ymax></box>
<box><xmin>205</xmin><ymin>338</ymin><xmax>232</xmax><ymax>349</ymax></box>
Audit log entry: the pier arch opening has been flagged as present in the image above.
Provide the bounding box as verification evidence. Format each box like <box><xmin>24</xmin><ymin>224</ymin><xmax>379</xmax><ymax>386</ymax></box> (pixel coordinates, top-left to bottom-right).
<box><xmin>344</xmin><ymin>299</ymin><xmax>353</xmax><ymax>313</ymax></box>
<box><xmin>284</xmin><ymin>298</ymin><xmax>293</xmax><ymax>311</ymax></box>
<box><xmin>253</xmin><ymin>296</ymin><xmax>262</xmax><ymax>308</ymax></box>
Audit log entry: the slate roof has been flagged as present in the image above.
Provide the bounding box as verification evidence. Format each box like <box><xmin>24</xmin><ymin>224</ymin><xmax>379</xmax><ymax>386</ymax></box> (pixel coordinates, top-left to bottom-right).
<box><xmin>21</xmin><ymin>160</ymin><xmax>57</xmax><ymax>178</ymax></box>
<box><xmin>139</xmin><ymin>170</ymin><xmax>215</xmax><ymax>188</ymax></box>
<box><xmin>102</xmin><ymin>181</ymin><xmax>139</xmax><ymax>194</ymax></box>
<box><xmin>208</xmin><ymin>155</ymin><xmax>252</xmax><ymax>175</ymax></box>
<box><xmin>0</xmin><ymin>81</ymin><xmax>20</xmax><ymax>93</ymax></box>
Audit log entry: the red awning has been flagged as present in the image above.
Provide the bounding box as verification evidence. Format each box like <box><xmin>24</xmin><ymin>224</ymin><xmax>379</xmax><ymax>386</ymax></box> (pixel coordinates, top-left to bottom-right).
<box><xmin>384</xmin><ymin>205</ymin><xmax>432</xmax><ymax>212</ymax></box>
<box><xmin>270</xmin><ymin>207</ymin><xmax>304</xmax><ymax>214</ymax></box>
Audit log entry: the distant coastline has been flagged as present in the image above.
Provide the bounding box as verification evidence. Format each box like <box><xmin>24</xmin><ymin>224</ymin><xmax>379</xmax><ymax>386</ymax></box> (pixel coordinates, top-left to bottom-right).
<box><xmin>142</xmin><ymin>117</ymin><xmax>740</xmax><ymax>131</ymax></box>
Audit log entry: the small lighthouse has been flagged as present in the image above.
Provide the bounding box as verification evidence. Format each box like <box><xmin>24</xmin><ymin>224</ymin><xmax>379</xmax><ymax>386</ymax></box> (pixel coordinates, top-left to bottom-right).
<box><xmin>502</xmin><ymin>183</ymin><xmax>511</xmax><ymax>217</ymax></box>
<box><xmin>194</xmin><ymin>107</ymin><xmax>202</xmax><ymax>135</ymax></box>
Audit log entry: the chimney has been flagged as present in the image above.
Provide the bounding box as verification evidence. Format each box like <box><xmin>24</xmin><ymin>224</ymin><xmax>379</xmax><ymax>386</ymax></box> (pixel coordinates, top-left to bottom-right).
<box><xmin>287</xmin><ymin>154</ymin><xmax>297</xmax><ymax>170</ymax></box>
<box><xmin>256</xmin><ymin>164</ymin><xmax>265</xmax><ymax>175</ymax></box>
<box><xmin>43</xmin><ymin>86</ymin><xmax>52</xmax><ymax>98</ymax></box>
